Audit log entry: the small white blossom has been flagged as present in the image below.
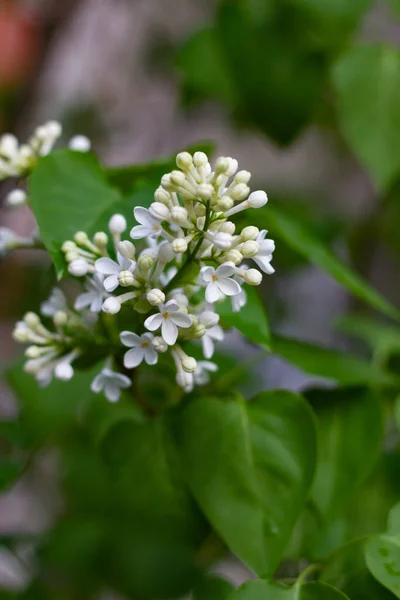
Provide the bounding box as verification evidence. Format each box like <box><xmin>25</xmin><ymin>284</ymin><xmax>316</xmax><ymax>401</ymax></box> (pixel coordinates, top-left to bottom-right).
<box><xmin>5</xmin><ymin>189</ymin><xmax>27</xmax><ymax>208</ymax></box>
<box><xmin>91</xmin><ymin>365</ymin><xmax>131</xmax><ymax>402</ymax></box>
<box><xmin>252</xmin><ymin>230</ymin><xmax>275</xmax><ymax>274</ymax></box>
<box><xmin>75</xmin><ymin>274</ymin><xmax>107</xmax><ymax>313</ymax></box>
<box><xmin>120</xmin><ymin>331</ymin><xmax>158</xmax><ymax>368</ymax></box>
<box><xmin>194</xmin><ymin>361</ymin><xmax>218</xmax><ymax>386</ymax></box>
<box><xmin>40</xmin><ymin>288</ymin><xmax>68</xmax><ymax>317</ymax></box>
<box><xmin>200</xmin><ymin>262</ymin><xmax>242</xmax><ymax>303</ymax></box>
<box><xmin>68</xmin><ymin>135</ymin><xmax>91</xmax><ymax>152</ymax></box>
<box><xmin>130</xmin><ymin>207</ymin><xmax>163</xmax><ymax>240</ymax></box>
<box><xmin>201</xmin><ymin>324</ymin><xmax>224</xmax><ymax>358</ymax></box>
<box><xmin>232</xmin><ymin>283</ymin><xmax>247</xmax><ymax>313</ymax></box>
<box><xmin>95</xmin><ymin>253</ymin><xmax>136</xmax><ymax>292</ymax></box>
<box><xmin>144</xmin><ymin>300</ymin><xmax>192</xmax><ymax>346</ymax></box>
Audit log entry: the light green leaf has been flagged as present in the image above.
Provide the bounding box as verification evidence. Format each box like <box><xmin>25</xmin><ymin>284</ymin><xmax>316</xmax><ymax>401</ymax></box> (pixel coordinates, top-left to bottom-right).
<box><xmin>226</xmin><ymin>579</ymin><xmax>349</xmax><ymax>599</ymax></box>
<box><xmin>217</xmin><ymin>286</ymin><xmax>270</xmax><ymax>348</ymax></box>
<box><xmin>30</xmin><ymin>150</ymin><xmax>121</xmax><ymax>274</ymax></box>
<box><xmin>175</xmin><ymin>391</ymin><xmax>317</xmax><ymax>575</ymax></box>
<box><xmin>249</xmin><ymin>205</ymin><xmax>400</xmax><ymax>321</ymax></box>
<box><xmin>366</xmin><ymin>535</ymin><xmax>400</xmax><ymax>598</ymax></box>
<box><xmin>272</xmin><ymin>335</ymin><xmax>399</xmax><ymax>387</ymax></box>
<box><xmin>332</xmin><ymin>44</ymin><xmax>400</xmax><ymax>191</ymax></box>
<box><xmin>306</xmin><ymin>387</ymin><xmax>383</xmax><ymax>519</ymax></box>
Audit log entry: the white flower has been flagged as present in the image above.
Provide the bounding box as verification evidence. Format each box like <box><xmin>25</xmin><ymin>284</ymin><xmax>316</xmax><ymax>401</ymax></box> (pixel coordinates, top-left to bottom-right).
<box><xmin>130</xmin><ymin>207</ymin><xmax>163</xmax><ymax>240</ymax></box>
<box><xmin>75</xmin><ymin>274</ymin><xmax>107</xmax><ymax>313</ymax></box>
<box><xmin>40</xmin><ymin>288</ymin><xmax>68</xmax><ymax>317</ymax></box>
<box><xmin>201</xmin><ymin>324</ymin><xmax>224</xmax><ymax>358</ymax></box>
<box><xmin>144</xmin><ymin>299</ymin><xmax>192</xmax><ymax>345</ymax></box>
<box><xmin>0</xmin><ymin>227</ymin><xmax>20</xmax><ymax>257</ymax></box>
<box><xmin>200</xmin><ymin>262</ymin><xmax>242</xmax><ymax>303</ymax></box>
<box><xmin>194</xmin><ymin>361</ymin><xmax>218</xmax><ymax>386</ymax></box>
<box><xmin>91</xmin><ymin>365</ymin><xmax>131</xmax><ymax>402</ymax></box>
<box><xmin>252</xmin><ymin>230</ymin><xmax>275</xmax><ymax>274</ymax></box>
<box><xmin>95</xmin><ymin>253</ymin><xmax>136</xmax><ymax>292</ymax></box>
<box><xmin>120</xmin><ymin>331</ymin><xmax>158</xmax><ymax>368</ymax></box>
<box><xmin>68</xmin><ymin>135</ymin><xmax>91</xmax><ymax>152</ymax></box>
<box><xmin>232</xmin><ymin>284</ymin><xmax>247</xmax><ymax>313</ymax></box>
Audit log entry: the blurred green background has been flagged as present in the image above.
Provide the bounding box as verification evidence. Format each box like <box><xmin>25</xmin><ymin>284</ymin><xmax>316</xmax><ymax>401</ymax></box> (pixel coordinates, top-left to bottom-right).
<box><xmin>2</xmin><ymin>0</ymin><xmax>400</xmax><ymax>597</ymax></box>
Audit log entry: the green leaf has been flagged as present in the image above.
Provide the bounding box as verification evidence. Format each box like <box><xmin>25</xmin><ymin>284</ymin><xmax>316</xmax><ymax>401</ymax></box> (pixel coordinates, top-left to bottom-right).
<box><xmin>306</xmin><ymin>387</ymin><xmax>383</xmax><ymax>519</ymax></box>
<box><xmin>217</xmin><ymin>286</ymin><xmax>270</xmax><ymax>348</ymax></box>
<box><xmin>175</xmin><ymin>391</ymin><xmax>317</xmax><ymax>575</ymax></box>
<box><xmin>332</xmin><ymin>44</ymin><xmax>400</xmax><ymax>191</ymax></box>
<box><xmin>366</xmin><ymin>536</ymin><xmax>400</xmax><ymax>598</ymax></box>
<box><xmin>106</xmin><ymin>142</ymin><xmax>215</xmax><ymax>195</ymax></box>
<box><xmin>0</xmin><ymin>460</ymin><xmax>22</xmax><ymax>491</ymax></box>
<box><xmin>272</xmin><ymin>335</ymin><xmax>399</xmax><ymax>387</ymax></box>
<box><xmin>193</xmin><ymin>574</ymin><xmax>234</xmax><ymax>600</ymax></box>
<box><xmin>30</xmin><ymin>150</ymin><xmax>121</xmax><ymax>274</ymax></box>
<box><xmin>337</xmin><ymin>314</ymin><xmax>400</xmax><ymax>358</ymax></box>
<box><xmin>250</xmin><ymin>205</ymin><xmax>400</xmax><ymax>321</ymax></box>
<box><xmin>226</xmin><ymin>579</ymin><xmax>349</xmax><ymax>599</ymax></box>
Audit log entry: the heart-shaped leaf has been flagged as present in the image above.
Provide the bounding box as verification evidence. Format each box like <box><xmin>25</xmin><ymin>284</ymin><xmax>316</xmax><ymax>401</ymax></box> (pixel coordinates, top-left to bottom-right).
<box><xmin>175</xmin><ymin>391</ymin><xmax>317</xmax><ymax>575</ymax></box>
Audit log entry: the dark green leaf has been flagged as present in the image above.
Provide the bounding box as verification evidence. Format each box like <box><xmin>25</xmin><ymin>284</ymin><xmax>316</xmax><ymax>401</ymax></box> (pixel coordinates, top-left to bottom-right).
<box><xmin>176</xmin><ymin>391</ymin><xmax>317</xmax><ymax>575</ymax></box>
<box><xmin>332</xmin><ymin>44</ymin><xmax>400</xmax><ymax>191</ymax></box>
<box><xmin>226</xmin><ymin>579</ymin><xmax>349</xmax><ymax>599</ymax></box>
<box><xmin>250</xmin><ymin>205</ymin><xmax>400</xmax><ymax>321</ymax></box>
<box><xmin>306</xmin><ymin>387</ymin><xmax>383</xmax><ymax>519</ymax></box>
<box><xmin>30</xmin><ymin>150</ymin><xmax>121</xmax><ymax>274</ymax></box>
<box><xmin>193</xmin><ymin>574</ymin><xmax>234</xmax><ymax>600</ymax></box>
<box><xmin>0</xmin><ymin>460</ymin><xmax>22</xmax><ymax>491</ymax></box>
<box><xmin>217</xmin><ymin>286</ymin><xmax>270</xmax><ymax>348</ymax></box>
<box><xmin>272</xmin><ymin>334</ymin><xmax>399</xmax><ymax>386</ymax></box>
<box><xmin>366</xmin><ymin>536</ymin><xmax>400</xmax><ymax>598</ymax></box>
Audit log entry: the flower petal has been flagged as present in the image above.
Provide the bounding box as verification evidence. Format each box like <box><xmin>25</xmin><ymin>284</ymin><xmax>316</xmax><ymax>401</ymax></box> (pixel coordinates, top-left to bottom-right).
<box><xmin>91</xmin><ymin>373</ymin><xmax>104</xmax><ymax>393</ymax></box>
<box><xmin>90</xmin><ymin>295</ymin><xmax>103</xmax><ymax>313</ymax></box>
<box><xmin>144</xmin><ymin>346</ymin><xmax>158</xmax><ymax>365</ymax></box>
<box><xmin>104</xmin><ymin>275</ymin><xmax>119</xmax><ymax>292</ymax></box>
<box><xmin>134</xmin><ymin>206</ymin><xmax>154</xmax><ymax>226</ymax></box>
<box><xmin>164</xmin><ymin>299</ymin><xmax>179</xmax><ymax>312</ymax></box>
<box><xmin>208</xmin><ymin>325</ymin><xmax>224</xmax><ymax>342</ymax></box>
<box><xmin>217</xmin><ymin>277</ymin><xmax>241</xmax><ymax>296</ymax></box>
<box><xmin>170</xmin><ymin>312</ymin><xmax>192</xmax><ymax>328</ymax></box>
<box><xmin>113</xmin><ymin>373</ymin><xmax>131</xmax><ymax>388</ymax></box>
<box><xmin>95</xmin><ymin>257</ymin><xmax>120</xmax><ymax>275</ymax></box>
<box><xmin>124</xmin><ymin>347</ymin><xmax>144</xmax><ymax>369</ymax></box>
<box><xmin>216</xmin><ymin>262</ymin><xmax>236</xmax><ymax>277</ymax></box>
<box><xmin>200</xmin><ymin>266</ymin><xmax>214</xmax><ymax>284</ymax></box>
<box><xmin>104</xmin><ymin>382</ymin><xmax>121</xmax><ymax>402</ymax></box>
<box><xmin>120</xmin><ymin>331</ymin><xmax>142</xmax><ymax>347</ymax></box>
<box><xmin>144</xmin><ymin>313</ymin><xmax>163</xmax><ymax>331</ymax></box>
<box><xmin>254</xmin><ymin>256</ymin><xmax>275</xmax><ymax>274</ymax></box>
<box><xmin>205</xmin><ymin>282</ymin><xmax>222</xmax><ymax>303</ymax></box>
<box><xmin>202</xmin><ymin>335</ymin><xmax>214</xmax><ymax>359</ymax></box>
<box><xmin>130</xmin><ymin>225</ymin><xmax>151</xmax><ymax>240</ymax></box>
<box><xmin>162</xmin><ymin>318</ymin><xmax>178</xmax><ymax>345</ymax></box>
<box><xmin>74</xmin><ymin>292</ymin><xmax>93</xmax><ymax>311</ymax></box>
<box><xmin>258</xmin><ymin>239</ymin><xmax>275</xmax><ymax>256</ymax></box>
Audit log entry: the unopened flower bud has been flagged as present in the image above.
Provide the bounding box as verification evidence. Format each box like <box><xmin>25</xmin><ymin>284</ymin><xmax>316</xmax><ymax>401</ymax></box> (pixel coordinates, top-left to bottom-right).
<box><xmin>213</xmin><ymin>232</ymin><xmax>233</xmax><ymax>251</ymax></box>
<box><xmin>13</xmin><ymin>326</ymin><xmax>30</xmax><ymax>342</ymax></box>
<box><xmin>219</xmin><ymin>221</ymin><xmax>235</xmax><ymax>235</ymax></box>
<box><xmin>158</xmin><ymin>242</ymin><xmax>174</xmax><ymax>263</ymax></box>
<box><xmin>147</xmin><ymin>288</ymin><xmax>165</xmax><ymax>306</ymax></box>
<box><xmin>235</xmin><ymin>170</ymin><xmax>251</xmax><ymax>184</ymax></box>
<box><xmin>244</xmin><ymin>268</ymin><xmax>262</xmax><ymax>286</ymax></box>
<box><xmin>149</xmin><ymin>202</ymin><xmax>170</xmax><ymax>221</ymax></box>
<box><xmin>176</xmin><ymin>370</ymin><xmax>193</xmax><ymax>391</ymax></box>
<box><xmin>152</xmin><ymin>336</ymin><xmax>168</xmax><ymax>353</ymax></box>
<box><xmin>65</xmin><ymin>251</ymin><xmax>80</xmax><ymax>262</ymax></box>
<box><xmin>161</xmin><ymin>174</ymin><xmax>174</xmax><ymax>191</ymax></box>
<box><xmin>45</xmin><ymin>120</ymin><xmax>62</xmax><ymax>138</ymax></box>
<box><xmin>182</xmin><ymin>357</ymin><xmax>197</xmax><ymax>373</ymax></box>
<box><xmin>102</xmin><ymin>297</ymin><xmax>121</xmax><ymax>314</ymax></box>
<box><xmin>68</xmin><ymin>135</ymin><xmax>91</xmax><ymax>152</ymax></box>
<box><xmin>138</xmin><ymin>254</ymin><xmax>154</xmax><ymax>272</ymax></box>
<box><xmin>69</xmin><ymin>258</ymin><xmax>89</xmax><ymax>277</ymax></box>
<box><xmin>199</xmin><ymin>311</ymin><xmax>220</xmax><ymax>328</ymax></box>
<box><xmin>192</xmin><ymin>324</ymin><xmax>206</xmax><ymax>339</ymax></box>
<box><xmin>55</xmin><ymin>362</ymin><xmax>74</xmax><ymax>381</ymax></box>
<box><xmin>230</xmin><ymin>183</ymin><xmax>250</xmax><ymax>201</ymax></box>
<box><xmin>215</xmin><ymin>157</ymin><xmax>230</xmax><ymax>173</ymax></box>
<box><xmin>194</xmin><ymin>203</ymin><xmax>206</xmax><ymax>217</ymax></box>
<box><xmin>62</xmin><ymin>241</ymin><xmax>76</xmax><ymax>252</ymax></box>
<box><xmin>217</xmin><ymin>196</ymin><xmax>234</xmax><ymax>212</ymax></box>
<box><xmin>74</xmin><ymin>231</ymin><xmax>89</xmax><ymax>245</ymax></box>
<box><xmin>225</xmin><ymin>249</ymin><xmax>243</xmax><ymax>265</ymax></box>
<box><xmin>171</xmin><ymin>206</ymin><xmax>190</xmax><ymax>227</ymax></box>
<box><xmin>193</xmin><ymin>152</ymin><xmax>208</xmax><ymax>167</ymax></box>
<box><xmin>93</xmin><ymin>232</ymin><xmax>108</xmax><ymax>247</ymax></box>
<box><xmin>154</xmin><ymin>187</ymin><xmax>171</xmax><ymax>205</ymax></box>
<box><xmin>25</xmin><ymin>346</ymin><xmax>44</xmax><ymax>359</ymax></box>
<box><xmin>118</xmin><ymin>240</ymin><xmax>135</xmax><ymax>260</ymax></box>
<box><xmin>247</xmin><ymin>190</ymin><xmax>268</xmax><ymax>208</ymax></box>
<box><xmin>197</xmin><ymin>183</ymin><xmax>214</xmax><ymax>200</ymax></box>
<box><xmin>118</xmin><ymin>270</ymin><xmax>135</xmax><ymax>287</ymax></box>
<box><xmin>172</xmin><ymin>238</ymin><xmax>188</xmax><ymax>253</ymax></box>
<box><xmin>109</xmin><ymin>214</ymin><xmax>127</xmax><ymax>234</ymax></box>
<box><xmin>240</xmin><ymin>226</ymin><xmax>259</xmax><ymax>241</ymax></box>
<box><xmin>241</xmin><ymin>241</ymin><xmax>259</xmax><ymax>258</ymax></box>
<box><xmin>176</xmin><ymin>152</ymin><xmax>193</xmax><ymax>170</ymax></box>
<box><xmin>5</xmin><ymin>189</ymin><xmax>27</xmax><ymax>207</ymax></box>
<box><xmin>170</xmin><ymin>170</ymin><xmax>187</xmax><ymax>187</ymax></box>
<box><xmin>225</xmin><ymin>158</ymin><xmax>238</xmax><ymax>177</ymax></box>
<box><xmin>53</xmin><ymin>311</ymin><xmax>68</xmax><ymax>327</ymax></box>
<box><xmin>24</xmin><ymin>312</ymin><xmax>40</xmax><ymax>328</ymax></box>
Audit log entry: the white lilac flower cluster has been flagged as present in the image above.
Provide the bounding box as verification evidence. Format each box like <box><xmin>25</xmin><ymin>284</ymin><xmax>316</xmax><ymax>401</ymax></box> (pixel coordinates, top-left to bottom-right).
<box><xmin>12</xmin><ymin>151</ymin><xmax>275</xmax><ymax>402</ymax></box>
